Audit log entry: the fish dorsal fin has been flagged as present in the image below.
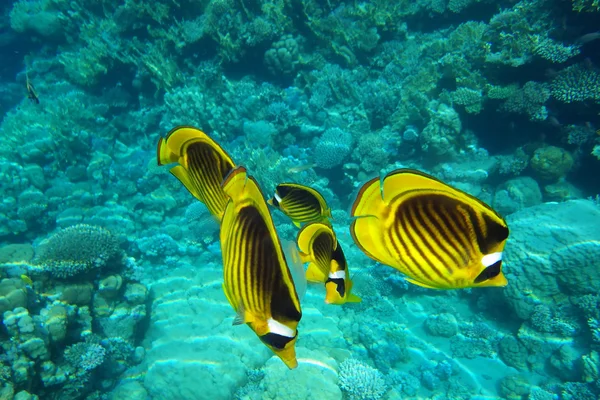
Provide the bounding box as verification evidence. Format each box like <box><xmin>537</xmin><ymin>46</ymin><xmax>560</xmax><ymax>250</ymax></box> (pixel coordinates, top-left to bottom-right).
<box><xmin>279</xmin><ymin>183</ymin><xmax>330</xmax><ymax>211</ymax></box>
<box><xmin>159</xmin><ymin>126</ymin><xmax>235</xmax><ymax>220</ymax></box>
<box><xmin>381</xmin><ymin>169</ymin><xmax>505</xmax><ymax>224</ymax></box>
<box><xmin>163</xmin><ymin>126</ymin><xmax>235</xmax><ymax>167</ymax></box>
<box><xmin>157</xmin><ymin>137</ymin><xmax>179</xmax><ymax>166</ymax></box>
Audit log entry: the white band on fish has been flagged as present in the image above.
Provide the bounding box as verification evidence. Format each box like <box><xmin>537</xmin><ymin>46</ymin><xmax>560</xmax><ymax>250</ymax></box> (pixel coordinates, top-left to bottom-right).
<box><xmin>328</xmin><ymin>270</ymin><xmax>346</xmax><ymax>280</ymax></box>
<box><xmin>481</xmin><ymin>252</ymin><xmax>503</xmax><ymax>267</ymax></box>
<box><xmin>274</xmin><ymin>192</ymin><xmax>283</xmax><ymax>203</ymax></box>
<box><xmin>267</xmin><ymin>318</ymin><xmax>295</xmax><ymax>338</ymax></box>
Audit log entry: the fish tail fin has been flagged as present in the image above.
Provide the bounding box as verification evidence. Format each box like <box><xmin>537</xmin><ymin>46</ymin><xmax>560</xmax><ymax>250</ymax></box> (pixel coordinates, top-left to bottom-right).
<box><xmin>346</xmin><ymin>293</ymin><xmax>362</xmax><ymax>303</ymax></box>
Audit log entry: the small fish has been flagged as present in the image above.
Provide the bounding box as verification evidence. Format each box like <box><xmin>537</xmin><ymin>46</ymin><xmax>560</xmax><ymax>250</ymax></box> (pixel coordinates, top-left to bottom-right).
<box><xmin>26</xmin><ymin>73</ymin><xmax>39</xmax><ymax>104</ymax></box>
<box><xmin>220</xmin><ymin>166</ymin><xmax>303</xmax><ymax>369</ymax></box>
<box><xmin>287</xmin><ymin>163</ymin><xmax>316</xmax><ymax>174</ymax></box>
<box><xmin>350</xmin><ymin>169</ymin><xmax>509</xmax><ymax>290</ymax></box>
<box><xmin>575</xmin><ymin>32</ymin><xmax>600</xmax><ymax>45</ymax></box>
<box><xmin>267</xmin><ymin>183</ymin><xmax>332</xmax><ymax>228</ymax></box>
<box><xmin>21</xmin><ymin>274</ymin><xmax>33</xmax><ymax>286</ymax></box>
<box><xmin>157</xmin><ymin>126</ymin><xmax>235</xmax><ymax>220</ymax></box>
<box><xmin>297</xmin><ymin>222</ymin><xmax>361</xmax><ymax>305</ymax></box>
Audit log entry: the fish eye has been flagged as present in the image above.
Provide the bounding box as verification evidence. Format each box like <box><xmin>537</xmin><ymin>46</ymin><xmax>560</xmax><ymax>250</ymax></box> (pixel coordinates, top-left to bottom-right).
<box><xmin>474</xmin><ymin>260</ymin><xmax>502</xmax><ymax>283</ymax></box>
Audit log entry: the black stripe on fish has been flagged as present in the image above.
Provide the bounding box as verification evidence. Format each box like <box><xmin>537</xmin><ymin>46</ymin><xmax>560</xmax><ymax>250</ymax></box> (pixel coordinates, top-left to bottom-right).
<box><xmin>437</xmin><ymin>203</ymin><xmax>472</xmax><ymax>266</ymax></box>
<box><xmin>331</xmin><ymin>244</ymin><xmax>346</xmax><ymax>272</ymax></box>
<box><xmin>326</xmin><ymin>277</ymin><xmax>346</xmax><ymax>298</ymax></box>
<box><xmin>395</xmin><ymin>209</ymin><xmax>434</xmax><ymax>283</ymax></box>
<box><xmin>474</xmin><ymin>260</ymin><xmax>502</xmax><ymax>283</ymax></box>
<box><xmin>187</xmin><ymin>143</ymin><xmax>225</xmax><ymax>212</ymax></box>
<box><xmin>229</xmin><ymin>206</ymin><xmax>301</xmax><ymax>323</ymax></box>
<box><xmin>416</xmin><ymin>199</ymin><xmax>457</xmax><ymax>273</ymax></box>
<box><xmin>403</xmin><ymin>201</ymin><xmax>450</xmax><ymax>283</ymax></box>
<box><xmin>260</xmin><ymin>331</ymin><xmax>297</xmax><ymax>350</ymax></box>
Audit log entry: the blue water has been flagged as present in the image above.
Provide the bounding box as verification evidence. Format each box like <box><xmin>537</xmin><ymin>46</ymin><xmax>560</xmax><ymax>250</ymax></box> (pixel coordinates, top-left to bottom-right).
<box><xmin>0</xmin><ymin>1</ymin><xmax>599</xmax><ymax>399</ymax></box>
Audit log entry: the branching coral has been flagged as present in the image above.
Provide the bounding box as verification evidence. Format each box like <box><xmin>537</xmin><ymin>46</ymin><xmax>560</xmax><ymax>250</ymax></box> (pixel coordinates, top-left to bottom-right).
<box><xmin>551</xmin><ymin>64</ymin><xmax>600</xmax><ymax>103</ymax></box>
<box><xmin>338</xmin><ymin>359</ymin><xmax>387</xmax><ymax>400</ymax></box>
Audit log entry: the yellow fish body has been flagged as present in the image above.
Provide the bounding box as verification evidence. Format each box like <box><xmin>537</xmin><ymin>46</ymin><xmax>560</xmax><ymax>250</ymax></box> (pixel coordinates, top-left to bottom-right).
<box><xmin>350</xmin><ymin>169</ymin><xmax>509</xmax><ymax>290</ymax></box>
<box><xmin>21</xmin><ymin>275</ymin><xmax>33</xmax><ymax>286</ymax></box>
<box><xmin>297</xmin><ymin>222</ymin><xmax>361</xmax><ymax>305</ymax></box>
<box><xmin>220</xmin><ymin>166</ymin><xmax>302</xmax><ymax>369</ymax></box>
<box><xmin>267</xmin><ymin>183</ymin><xmax>332</xmax><ymax>228</ymax></box>
<box><xmin>157</xmin><ymin>126</ymin><xmax>235</xmax><ymax>220</ymax></box>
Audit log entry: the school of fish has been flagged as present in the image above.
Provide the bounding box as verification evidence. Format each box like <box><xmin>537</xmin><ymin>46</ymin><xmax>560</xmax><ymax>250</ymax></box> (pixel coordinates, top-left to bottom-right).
<box><xmin>156</xmin><ymin>126</ymin><xmax>510</xmax><ymax>369</ymax></box>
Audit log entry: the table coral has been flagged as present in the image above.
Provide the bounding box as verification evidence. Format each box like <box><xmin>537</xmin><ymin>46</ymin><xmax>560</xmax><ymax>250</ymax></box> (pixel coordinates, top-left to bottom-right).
<box><xmin>35</xmin><ymin>224</ymin><xmax>121</xmax><ymax>278</ymax></box>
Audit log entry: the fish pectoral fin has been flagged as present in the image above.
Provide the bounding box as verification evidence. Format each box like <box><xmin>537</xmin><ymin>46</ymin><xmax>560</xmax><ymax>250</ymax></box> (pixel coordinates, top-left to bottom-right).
<box><xmin>306</xmin><ymin>263</ymin><xmax>327</xmax><ymax>283</ymax></box>
<box><xmin>233</xmin><ymin>304</ymin><xmax>254</xmax><ymax>325</ymax></box>
<box><xmin>405</xmin><ymin>278</ymin><xmax>439</xmax><ymax>290</ymax></box>
<box><xmin>298</xmin><ymin>251</ymin><xmax>311</xmax><ymax>264</ymax></box>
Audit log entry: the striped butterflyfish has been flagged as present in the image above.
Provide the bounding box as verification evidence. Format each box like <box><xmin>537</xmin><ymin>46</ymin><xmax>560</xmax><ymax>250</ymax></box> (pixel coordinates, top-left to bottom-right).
<box><xmin>350</xmin><ymin>169</ymin><xmax>509</xmax><ymax>290</ymax></box>
<box><xmin>297</xmin><ymin>222</ymin><xmax>361</xmax><ymax>305</ymax></box>
<box><xmin>157</xmin><ymin>126</ymin><xmax>235</xmax><ymax>220</ymax></box>
<box><xmin>220</xmin><ymin>166</ymin><xmax>303</xmax><ymax>369</ymax></box>
<box><xmin>267</xmin><ymin>183</ymin><xmax>332</xmax><ymax>228</ymax></box>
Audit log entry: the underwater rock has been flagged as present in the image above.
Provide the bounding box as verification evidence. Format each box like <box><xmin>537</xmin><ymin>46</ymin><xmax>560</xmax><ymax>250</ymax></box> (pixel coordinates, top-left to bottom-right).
<box><xmin>530</xmin><ymin>145</ymin><xmax>573</xmax><ymax>182</ymax></box>
<box><xmin>0</xmin><ymin>278</ymin><xmax>27</xmax><ymax>315</ymax></box>
<box><xmin>424</xmin><ymin>313</ymin><xmax>458</xmax><ymax>338</ymax></box>
<box><xmin>99</xmin><ymin>275</ymin><xmax>124</xmax><ymax>298</ymax></box>
<box><xmin>39</xmin><ymin>360</ymin><xmax>67</xmax><ymax>387</ymax></box>
<box><xmin>499</xmin><ymin>199</ymin><xmax>600</xmax><ymax>321</ymax></box>
<box><xmin>96</xmin><ymin>303</ymin><xmax>146</xmax><ymax>344</ymax></box>
<box><xmin>543</xmin><ymin>180</ymin><xmax>581</xmax><ymax>202</ymax></box>
<box><xmin>14</xmin><ymin>390</ymin><xmax>39</xmax><ymax>400</ymax></box>
<box><xmin>39</xmin><ymin>304</ymin><xmax>68</xmax><ymax>343</ymax></box>
<box><xmin>59</xmin><ymin>282</ymin><xmax>94</xmax><ymax>305</ymax></box>
<box><xmin>261</xmin><ymin>348</ymin><xmax>341</xmax><ymax>400</ymax></box>
<box><xmin>20</xmin><ymin>337</ymin><xmax>50</xmax><ymax>361</ymax></box>
<box><xmin>124</xmin><ymin>283</ymin><xmax>148</xmax><ymax>306</ymax></box>
<box><xmin>498</xmin><ymin>375</ymin><xmax>530</xmax><ymax>400</ymax></box>
<box><xmin>0</xmin><ymin>243</ymin><xmax>34</xmax><ymax>264</ymax></box>
<box><xmin>264</xmin><ymin>35</ymin><xmax>300</xmax><ymax>75</ymax></box>
<box><xmin>498</xmin><ymin>335</ymin><xmax>528</xmax><ymax>371</ymax></box>
<box><xmin>582</xmin><ymin>350</ymin><xmax>599</xmax><ymax>383</ymax></box>
<box><xmin>549</xmin><ymin>345</ymin><xmax>582</xmax><ymax>381</ymax></box>
<box><xmin>492</xmin><ymin>176</ymin><xmax>542</xmax><ymax>215</ymax></box>
<box><xmin>109</xmin><ymin>381</ymin><xmax>149</xmax><ymax>400</ymax></box>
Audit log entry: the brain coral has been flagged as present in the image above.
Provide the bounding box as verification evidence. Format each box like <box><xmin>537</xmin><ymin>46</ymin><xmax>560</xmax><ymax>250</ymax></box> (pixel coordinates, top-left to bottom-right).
<box><xmin>36</xmin><ymin>224</ymin><xmax>120</xmax><ymax>278</ymax></box>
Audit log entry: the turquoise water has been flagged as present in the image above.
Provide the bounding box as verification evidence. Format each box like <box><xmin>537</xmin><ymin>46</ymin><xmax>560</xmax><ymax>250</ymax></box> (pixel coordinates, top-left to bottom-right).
<box><xmin>1</xmin><ymin>0</ymin><xmax>600</xmax><ymax>399</ymax></box>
